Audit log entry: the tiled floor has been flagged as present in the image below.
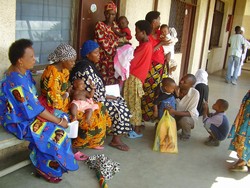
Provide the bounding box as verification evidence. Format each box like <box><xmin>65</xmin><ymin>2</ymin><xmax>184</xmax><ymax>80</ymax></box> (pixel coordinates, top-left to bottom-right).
<box><xmin>0</xmin><ymin>69</ymin><xmax>250</xmax><ymax>188</ymax></box>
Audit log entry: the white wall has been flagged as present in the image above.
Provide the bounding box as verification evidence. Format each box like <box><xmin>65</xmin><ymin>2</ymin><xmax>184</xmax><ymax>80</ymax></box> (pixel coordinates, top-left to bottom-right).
<box><xmin>124</xmin><ymin>0</ymin><xmax>154</xmax><ymax>48</ymax></box>
<box><xmin>0</xmin><ymin>0</ymin><xmax>16</xmax><ymax>76</ymax></box>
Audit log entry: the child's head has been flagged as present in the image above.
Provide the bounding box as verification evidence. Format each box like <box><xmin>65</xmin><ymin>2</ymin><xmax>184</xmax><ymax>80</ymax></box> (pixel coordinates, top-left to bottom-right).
<box><xmin>161</xmin><ymin>77</ymin><xmax>176</xmax><ymax>94</ymax></box>
<box><xmin>212</xmin><ymin>99</ymin><xmax>229</xmax><ymax>113</ymax></box>
<box><xmin>235</xmin><ymin>26</ymin><xmax>241</xmax><ymax>34</ymax></box>
<box><xmin>73</xmin><ymin>79</ymin><xmax>85</xmax><ymax>90</ymax></box>
<box><xmin>118</xmin><ymin>16</ymin><xmax>129</xmax><ymax>29</ymax></box>
<box><xmin>160</xmin><ymin>24</ymin><xmax>170</xmax><ymax>36</ymax></box>
<box><xmin>135</xmin><ymin>20</ymin><xmax>152</xmax><ymax>42</ymax></box>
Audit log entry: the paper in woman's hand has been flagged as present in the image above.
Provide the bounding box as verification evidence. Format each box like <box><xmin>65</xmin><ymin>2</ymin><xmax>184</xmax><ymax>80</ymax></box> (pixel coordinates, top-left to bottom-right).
<box><xmin>105</xmin><ymin>84</ymin><xmax>120</xmax><ymax>97</ymax></box>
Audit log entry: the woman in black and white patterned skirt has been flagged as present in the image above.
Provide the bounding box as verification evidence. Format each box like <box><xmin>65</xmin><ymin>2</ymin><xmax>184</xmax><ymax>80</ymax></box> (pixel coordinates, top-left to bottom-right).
<box><xmin>70</xmin><ymin>40</ymin><xmax>132</xmax><ymax>151</ymax></box>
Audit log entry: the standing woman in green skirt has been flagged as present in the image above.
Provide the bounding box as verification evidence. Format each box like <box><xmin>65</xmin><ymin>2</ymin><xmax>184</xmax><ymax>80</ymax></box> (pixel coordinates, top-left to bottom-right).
<box><xmin>141</xmin><ymin>11</ymin><xmax>171</xmax><ymax>122</ymax></box>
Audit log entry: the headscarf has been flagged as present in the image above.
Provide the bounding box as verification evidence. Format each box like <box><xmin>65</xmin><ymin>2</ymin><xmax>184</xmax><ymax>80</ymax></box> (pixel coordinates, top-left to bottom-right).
<box><xmin>194</xmin><ymin>69</ymin><xmax>208</xmax><ymax>86</ymax></box>
<box><xmin>48</xmin><ymin>43</ymin><xmax>76</xmax><ymax>62</ymax></box>
<box><xmin>104</xmin><ymin>1</ymin><xmax>117</xmax><ymax>13</ymax></box>
<box><xmin>80</xmin><ymin>40</ymin><xmax>99</xmax><ymax>58</ymax></box>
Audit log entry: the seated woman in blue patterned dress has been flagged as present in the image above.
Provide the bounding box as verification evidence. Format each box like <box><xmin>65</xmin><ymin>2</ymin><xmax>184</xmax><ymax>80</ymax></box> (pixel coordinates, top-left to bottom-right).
<box><xmin>0</xmin><ymin>39</ymin><xmax>78</xmax><ymax>183</ymax></box>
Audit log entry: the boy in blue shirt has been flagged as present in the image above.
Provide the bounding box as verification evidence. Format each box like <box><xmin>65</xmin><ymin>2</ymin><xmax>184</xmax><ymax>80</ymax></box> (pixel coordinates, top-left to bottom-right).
<box><xmin>202</xmin><ymin>99</ymin><xmax>229</xmax><ymax>146</ymax></box>
<box><xmin>153</xmin><ymin>77</ymin><xmax>176</xmax><ymax>120</ymax></box>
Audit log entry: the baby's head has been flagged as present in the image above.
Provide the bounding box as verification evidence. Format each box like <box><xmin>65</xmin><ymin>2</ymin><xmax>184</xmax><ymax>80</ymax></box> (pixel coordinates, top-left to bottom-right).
<box><xmin>118</xmin><ymin>16</ymin><xmax>129</xmax><ymax>29</ymax></box>
<box><xmin>73</xmin><ymin>79</ymin><xmax>85</xmax><ymax>90</ymax></box>
<box><xmin>160</xmin><ymin>24</ymin><xmax>170</xmax><ymax>36</ymax></box>
<box><xmin>212</xmin><ymin>99</ymin><xmax>229</xmax><ymax>113</ymax></box>
<box><xmin>161</xmin><ymin>77</ymin><xmax>176</xmax><ymax>94</ymax></box>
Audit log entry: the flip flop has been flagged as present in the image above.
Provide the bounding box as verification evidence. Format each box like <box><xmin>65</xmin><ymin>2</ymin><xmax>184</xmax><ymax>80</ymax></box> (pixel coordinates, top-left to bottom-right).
<box><xmin>93</xmin><ymin>146</ymin><xmax>104</xmax><ymax>150</ymax></box>
<box><xmin>109</xmin><ymin>142</ymin><xmax>129</xmax><ymax>151</ymax></box>
<box><xmin>229</xmin><ymin>165</ymin><xmax>248</xmax><ymax>172</ymax></box>
<box><xmin>74</xmin><ymin>151</ymin><xmax>89</xmax><ymax>161</ymax></box>
<box><xmin>127</xmin><ymin>131</ymin><xmax>143</xmax><ymax>138</ymax></box>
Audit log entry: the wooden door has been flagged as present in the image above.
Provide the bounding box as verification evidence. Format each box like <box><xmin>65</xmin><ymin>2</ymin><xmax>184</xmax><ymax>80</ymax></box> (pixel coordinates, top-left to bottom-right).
<box><xmin>75</xmin><ymin>0</ymin><xmax>119</xmax><ymax>59</ymax></box>
<box><xmin>180</xmin><ymin>4</ymin><xmax>196</xmax><ymax>77</ymax></box>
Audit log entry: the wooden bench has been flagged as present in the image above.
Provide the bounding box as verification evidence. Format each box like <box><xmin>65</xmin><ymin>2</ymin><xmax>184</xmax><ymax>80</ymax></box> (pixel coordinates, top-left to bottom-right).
<box><xmin>0</xmin><ymin>122</ymin><xmax>31</xmax><ymax>178</ymax></box>
<box><xmin>0</xmin><ymin>72</ymin><xmax>43</xmax><ymax>177</ymax></box>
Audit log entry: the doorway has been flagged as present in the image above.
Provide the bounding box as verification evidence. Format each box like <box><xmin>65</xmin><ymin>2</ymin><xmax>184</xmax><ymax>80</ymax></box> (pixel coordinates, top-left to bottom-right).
<box><xmin>169</xmin><ymin>0</ymin><xmax>196</xmax><ymax>77</ymax></box>
<box><xmin>74</xmin><ymin>0</ymin><xmax>119</xmax><ymax>59</ymax></box>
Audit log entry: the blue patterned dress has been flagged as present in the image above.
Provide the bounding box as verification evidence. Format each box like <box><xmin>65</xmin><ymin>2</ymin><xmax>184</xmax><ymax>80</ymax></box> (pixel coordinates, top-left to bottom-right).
<box><xmin>228</xmin><ymin>90</ymin><xmax>250</xmax><ymax>163</ymax></box>
<box><xmin>0</xmin><ymin>71</ymin><xmax>78</xmax><ymax>178</ymax></box>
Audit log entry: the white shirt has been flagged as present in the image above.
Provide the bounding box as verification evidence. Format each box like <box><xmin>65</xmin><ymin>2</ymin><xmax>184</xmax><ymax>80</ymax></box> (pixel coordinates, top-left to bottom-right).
<box><xmin>176</xmin><ymin>87</ymin><xmax>200</xmax><ymax>121</ymax></box>
<box><xmin>228</xmin><ymin>34</ymin><xmax>245</xmax><ymax>58</ymax></box>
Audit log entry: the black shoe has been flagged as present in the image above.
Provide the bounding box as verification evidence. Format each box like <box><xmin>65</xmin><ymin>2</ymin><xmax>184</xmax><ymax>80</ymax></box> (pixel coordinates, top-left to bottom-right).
<box><xmin>204</xmin><ymin>139</ymin><xmax>220</xmax><ymax>146</ymax></box>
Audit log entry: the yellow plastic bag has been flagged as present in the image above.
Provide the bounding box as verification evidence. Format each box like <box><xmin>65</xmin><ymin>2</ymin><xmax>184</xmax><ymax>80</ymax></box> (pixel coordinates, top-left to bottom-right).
<box><xmin>153</xmin><ymin>110</ymin><xmax>178</xmax><ymax>153</ymax></box>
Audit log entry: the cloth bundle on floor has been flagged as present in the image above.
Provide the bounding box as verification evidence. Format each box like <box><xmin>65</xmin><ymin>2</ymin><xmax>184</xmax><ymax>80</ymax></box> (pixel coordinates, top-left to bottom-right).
<box><xmin>85</xmin><ymin>154</ymin><xmax>120</xmax><ymax>187</ymax></box>
<box><xmin>153</xmin><ymin>110</ymin><xmax>178</xmax><ymax>153</ymax></box>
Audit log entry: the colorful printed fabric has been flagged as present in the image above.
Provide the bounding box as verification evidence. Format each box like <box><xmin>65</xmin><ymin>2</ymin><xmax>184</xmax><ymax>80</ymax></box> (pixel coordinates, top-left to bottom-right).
<box><xmin>228</xmin><ymin>90</ymin><xmax>250</xmax><ymax>162</ymax></box>
<box><xmin>141</xmin><ymin>60</ymin><xmax>168</xmax><ymax>122</ymax></box>
<box><xmin>70</xmin><ymin>58</ymin><xmax>132</xmax><ymax>135</ymax></box>
<box><xmin>0</xmin><ymin>71</ymin><xmax>78</xmax><ymax>178</ymax></box>
<box><xmin>123</xmin><ymin>75</ymin><xmax>144</xmax><ymax>126</ymax></box>
<box><xmin>72</xmin><ymin>102</ymin><xmax>111</xmax><ymax>149</ymax></box>
<box><xmin>40</xmin><ymin>65</ymin><xmax>70</xmax><ymax>112</ymax></box>
<box><xmin>95</xmin><ymin>21</ymin><xmax>120</xmax><ymax>85</ymax></box>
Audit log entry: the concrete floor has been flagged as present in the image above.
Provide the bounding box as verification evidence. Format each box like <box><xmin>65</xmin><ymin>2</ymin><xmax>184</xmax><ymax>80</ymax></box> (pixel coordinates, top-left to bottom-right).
<box><xmin>1</xmin><ymin>69</ymin><xmax>250</xmax><ymax>188</ymax></box>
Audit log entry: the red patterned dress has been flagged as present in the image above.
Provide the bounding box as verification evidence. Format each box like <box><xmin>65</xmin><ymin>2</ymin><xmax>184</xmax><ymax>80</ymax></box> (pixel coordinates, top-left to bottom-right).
<box><xmin>95</xmin><ymin>21</ymin><xmax>120</xmax><ymax>85</ymax></box>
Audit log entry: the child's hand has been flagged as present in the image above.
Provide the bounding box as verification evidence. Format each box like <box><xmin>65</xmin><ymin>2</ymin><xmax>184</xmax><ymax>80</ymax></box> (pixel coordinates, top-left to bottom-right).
<box><xmin>202</xmin><ymin>100</ymin><xmax>208</xmax><ymax>110</ymax></box>
<box><xmin>165</xmin><ymin>106</ymin><xmax>175</xmax><ymax>116</ymax></box>
<box><xmin>71</xmin><ymin>116</ymin><xmax>77</xmax><ymax>122</ymax></box>
<box><xmin>153</xmin><ymin>110</ymin><xmax>158</xmax><ymax>118</ymax></box>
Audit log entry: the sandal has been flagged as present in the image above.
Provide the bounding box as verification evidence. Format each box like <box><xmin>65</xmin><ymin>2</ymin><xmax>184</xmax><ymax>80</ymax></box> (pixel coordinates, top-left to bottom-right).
<box><xmin>229</xmin><ymin>165</ymin><xmax>248</xmax><ymax>172</ymax></box>
<box><xmin>35</xmin><ymin>169</ymin><xmax>62</xmax><ymax>183</ymax></box>
<box><xmin>109</xmin><ymin>142</ymin><xmax>129</xmax><ymax>151</ymax></box>
<box><xmin>127</xmin><ymin>131</ymin><xmax>143</xmax><ymax>138</ymax></box>
<box><xmin>74</xmin><ymin>151</ymin><xmax>89</xmax><ymax>161</ymax></box>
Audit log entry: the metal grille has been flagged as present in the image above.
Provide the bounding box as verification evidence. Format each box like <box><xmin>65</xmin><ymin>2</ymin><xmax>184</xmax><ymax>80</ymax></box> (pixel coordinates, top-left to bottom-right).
<box><xmin>169</xmin><ymin>0</ymin><xmax>186</xmax><ymax>53</ymax></box>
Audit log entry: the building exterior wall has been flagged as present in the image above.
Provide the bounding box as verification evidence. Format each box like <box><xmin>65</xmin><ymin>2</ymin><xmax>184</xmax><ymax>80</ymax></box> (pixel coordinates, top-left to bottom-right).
<box><xmin>242</xmin><ymin>0</ymin><xmax>250</xmax><ymax>39</ymax></box>
<box><xmin>0</xmin><ymin>0</ymin><xmax>16</xmax><ymax>76</ymax></box>
<box><xmin>0</xmin><ymin>0</ymin><xmax>247</xmax><ymax>79</ymax></box>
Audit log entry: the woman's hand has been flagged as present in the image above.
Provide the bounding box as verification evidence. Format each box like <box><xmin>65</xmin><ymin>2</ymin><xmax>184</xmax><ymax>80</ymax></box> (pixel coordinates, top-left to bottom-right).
<box><xmin>106</xmin><ymin>95</ymin><xmax>117</xmax><ymax>100</ymax></box>
<box><xmin>58</xmin><ymin>118</ymin><xmax>68</xmax><ymax>128</ymax></box>
<box><xmin>160</xmin><ymin>39</ymin><xmax>172</xmax><ymax>46</ymax></box>
<box><xmin>62</xmin><ymin>92</ymin><xmax>69</xmax><ymax>99</ymax></box>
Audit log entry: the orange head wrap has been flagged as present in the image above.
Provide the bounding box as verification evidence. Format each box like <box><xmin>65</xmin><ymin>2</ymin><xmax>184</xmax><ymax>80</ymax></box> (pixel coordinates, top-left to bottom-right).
<box><xmin>105</xmin><ymin>1</ymin><xmax>117</xmax><ymax>13</ymax></box>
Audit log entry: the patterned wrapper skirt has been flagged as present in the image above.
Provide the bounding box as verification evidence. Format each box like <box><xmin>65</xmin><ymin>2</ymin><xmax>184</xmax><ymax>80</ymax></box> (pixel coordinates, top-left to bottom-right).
<box><xmin>142</xmin><ymin>60</ymin><xmax>168</xmax><ymax>122</ymax></box>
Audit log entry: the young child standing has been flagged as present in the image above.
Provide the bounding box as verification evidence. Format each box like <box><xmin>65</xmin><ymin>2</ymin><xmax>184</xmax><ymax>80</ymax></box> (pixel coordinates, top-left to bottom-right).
<box><xmin>153</xmin><ymin>77</ymin><xmax>176</xmax><ymax>120</ymax></box>
<box><xmin>123</xmin><ymin>20</ymin><xmax>153</xmax><ymax>138</ymax></box>
<box><xmin>70</xmin><ymin>79</ymin><xmax>99</xmax><ymax>123</ymax></box>
<box><xmin>202</xmin><ymin>99</ymin><xmax>230</xmax><ymax>146</ymax></box>
<box><xmin>112</xmin><ymin>16</ymin><xmax>132</xmax><ymax>43</ymax></box>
